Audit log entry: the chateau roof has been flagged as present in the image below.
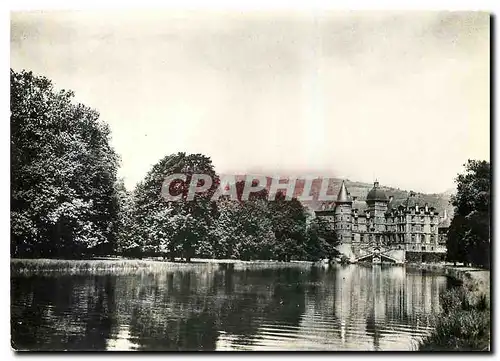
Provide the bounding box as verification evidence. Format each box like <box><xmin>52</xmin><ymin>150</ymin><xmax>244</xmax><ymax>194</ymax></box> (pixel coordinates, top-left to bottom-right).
<box><xmin>403</xmin><ymin>191</ymin><xmax>429</xmax><ymax>209</ymax></box>
<box><xmin>366</xmin><ymin>181</ymin><xmax>388</xmax><ymax>202</ymax></box>
<box><xmin>336</xmin><ymin>180</ymin><xmax>352</xmax><ymax>203</ymax></box>
<box><xmin>352</xmin><ymin>199</ymin><xmax>368</xmax><ymax>212</ymax></box>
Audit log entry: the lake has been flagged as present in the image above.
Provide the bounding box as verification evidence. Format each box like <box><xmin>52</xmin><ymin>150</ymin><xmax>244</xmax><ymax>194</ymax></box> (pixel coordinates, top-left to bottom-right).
<box><xmin>11</xmin><ymin>263</ymin><xmax>453</xmax><ymax>351</ymax></box>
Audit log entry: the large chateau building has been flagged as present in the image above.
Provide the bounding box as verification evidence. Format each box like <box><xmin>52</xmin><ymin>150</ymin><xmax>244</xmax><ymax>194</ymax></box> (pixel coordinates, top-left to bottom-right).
<box><xmin>315</xmin><ymin>180</ymin><xmax>449</xmax><ymax>263</ymax></box>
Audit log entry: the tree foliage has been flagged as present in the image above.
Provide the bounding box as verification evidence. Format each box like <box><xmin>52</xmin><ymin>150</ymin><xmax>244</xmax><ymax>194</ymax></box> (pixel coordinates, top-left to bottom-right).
<box><xmin>11</xmin><ymin>69</ymin><xmax>119</xmax><ymax>258</ymax></box>
<box><xmin>305</xmin><ymin>216</ymin><xmax>340</xmax><ymax>261</ymax></box>
<box><xmin>114</xmin><ymin>179</ymin><xmax>138</xmax><ymax>256</ymax></box>
<box><xmin>131</xmin><ymin>153</ymin><xmax>219</xmax><ymax>261</ymax></box>
<box><xmin>268</xmin><ymin>192</ymin><xmax>308</xmax><ymax>261</ymax></box>
<box><xmin>447</xmin><ymin>160</ymin><xmax>490</xmax><ymax>268</ymax></box>
<box><xmin>211</xmin><ymin>182</ymin><xmax>276</xmax><ymax>260</ymax></box>
<box><xmin>129</xmin><ymin>174</ymin><xmax>334</xmax><ymax>261</ymax></box>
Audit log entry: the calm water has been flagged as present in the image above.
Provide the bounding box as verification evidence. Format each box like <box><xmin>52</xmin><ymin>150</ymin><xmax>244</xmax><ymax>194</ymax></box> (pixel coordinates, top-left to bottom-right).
<box><xmin>11</xmin><ymin>264</ymin><xmax>452</xmax><ymax>351</ymax></box>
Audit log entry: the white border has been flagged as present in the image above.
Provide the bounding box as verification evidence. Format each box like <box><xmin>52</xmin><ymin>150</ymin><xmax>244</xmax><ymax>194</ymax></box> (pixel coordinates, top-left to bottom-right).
<box><xmin>2</xmin><ymin>1</ymin><xmax>497</xmax><ymax>360</ymax></box>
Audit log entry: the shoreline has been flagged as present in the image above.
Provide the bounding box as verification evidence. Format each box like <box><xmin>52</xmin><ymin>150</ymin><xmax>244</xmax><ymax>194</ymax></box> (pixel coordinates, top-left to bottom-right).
<box><xmin>408</xmin><ymin>262</ymin><xmax>490</xmax><ymax>299</ymax></box>
<box><xmin>411</xmin><ymin>263</ymin><xmax>490</xmax><ymax>351</ymax></box>
<box><xmin>11</xmin><ymin>258</ymin><xmax>490</xmax><ymax>286</ymax></box>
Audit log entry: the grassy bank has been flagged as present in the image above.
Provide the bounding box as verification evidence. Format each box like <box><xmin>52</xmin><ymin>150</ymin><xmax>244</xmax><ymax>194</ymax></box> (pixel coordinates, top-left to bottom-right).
<box><xmin>11</xmin><ymin>258</ymin><xmax>312</xmax><ymax>275</ymax></box>
<box><xmin>418</xmin><ymin>266</ymin><xmax>490</xmax><ymax>351</ymax></box>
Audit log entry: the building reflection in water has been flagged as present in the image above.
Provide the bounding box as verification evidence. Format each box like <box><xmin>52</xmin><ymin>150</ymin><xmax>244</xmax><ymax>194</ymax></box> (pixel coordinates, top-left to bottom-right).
<box><xmin>301</xmin><ymin>264</ymin><xmax>447</xmax><ymax>351</ymax></box>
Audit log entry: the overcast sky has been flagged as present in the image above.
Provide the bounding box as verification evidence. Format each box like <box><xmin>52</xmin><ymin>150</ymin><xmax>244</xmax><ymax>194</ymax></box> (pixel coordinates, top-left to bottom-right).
<box><xmin>11</xmin><ymin>11</ymin><xmax>490</xmax><ymax>193</ymax></box>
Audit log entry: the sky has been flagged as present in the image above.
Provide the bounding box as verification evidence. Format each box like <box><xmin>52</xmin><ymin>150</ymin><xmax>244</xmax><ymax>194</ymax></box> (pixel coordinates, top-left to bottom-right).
<box><xmin>10</xmin><ymin>11</ymin><xmax>490</xmax><ymax>193</ymax></box>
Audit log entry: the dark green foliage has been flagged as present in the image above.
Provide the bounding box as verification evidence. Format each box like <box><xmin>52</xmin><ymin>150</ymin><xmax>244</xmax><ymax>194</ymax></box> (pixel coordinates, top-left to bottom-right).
<box><xmin>131</xmin><ymin>153</ymin><xmax>219</xmax><ymax>261</ymax></box>
<box><xmin>128</xmin><ymin>171</ymin><xmax>331</xmax><ymax>261</ymax></box>
<box><xmin>11</xmin><ymin>69</ymin><xmax>120</xmax><ymax>258</ymax></box>
<box><xmin>210</xmin><ymin>184</ymin><xmax>335</xmax><ymax>261</ymax></box>
<box><xmin>305</xmin><ymin>216</ymin><xmax>340</xmax><ymax>261</ymax></box>
<box><xmin>268</xmin><ymin>192</ymin><xmax>308</xmax><ymax>261</ymax></box>
<box><xmin>439</xmin><ymin>287</ymin><xmax>474</xmax><ymax>314</ymax></box>
<box><xmin>212</xmin><ymin>195</ymin><xmax>275</xmax><ymax>260</ymax></box>
<box><xmin>419</xmin><ymin>287</ymin><xmax>490</xmax><ymax>351</ymax></box>
<box><xmin>447</xmin><ymin>160</ymin><xmax>490</xmax><ymax>268</ymax></box>
<box><xmin>114</xmin><ymin>179</ymin><xmax>139</xmax><ymax>256</ymax></box>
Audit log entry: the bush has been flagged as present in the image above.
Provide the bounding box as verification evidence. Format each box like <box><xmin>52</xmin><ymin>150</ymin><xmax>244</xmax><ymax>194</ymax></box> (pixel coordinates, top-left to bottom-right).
<box><xmin>420</xmin><ymin>287</ymin><xmax>490</xmax><ymax>351</ymax></box>
<box><xmin>440</xmin><ymin>287</ymin><xmax>472</xmax><ymax>313</ymax></box>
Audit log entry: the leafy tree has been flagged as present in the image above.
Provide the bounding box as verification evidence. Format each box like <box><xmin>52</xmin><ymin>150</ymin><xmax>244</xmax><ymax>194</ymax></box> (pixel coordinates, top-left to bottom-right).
<box><xmin>305</xmin><ymin>216</ymin><xmax>339</xmax><ymax>261</ymax></box>
<box><xmin>447</xmin><ymin>160</ymin><xmax>490</xmax><ymax>268</ymax></box>
<box><xmin>211</xmin><ymin>180</ymin><xmax>317</xmax><ymax>262</ymax></box>
<box><xmin>446</xmin><ymin>216</ymin><xmax>468</xmax><ymax>266</ymax></box>
<box><xmin>268</xmin><ymin>192</ymin><xmax>308</xmax><ymax>261</ymax></box>
<box><xmin>211</xmin><ymin>181</ymin><xmax>275</xmax><ymax>260</ymax></box>
<box><xmin>114</xmin><ymin>179</ymin><xmax>140</xmax><ymax>256</ymax></box>
<box><xmin>132</xmin><ymin>152</ymin><xmax>219</xmax><ymax>261</ymax></box>
<box><xmin>11</xmin><ymin>69</ymin><xmax>119</xmax><ymax>258</ymax></box>
<box><xmin>210</xmin><ymin>198</ymin><xmax>240</xmax><ymax>259</ymax></box>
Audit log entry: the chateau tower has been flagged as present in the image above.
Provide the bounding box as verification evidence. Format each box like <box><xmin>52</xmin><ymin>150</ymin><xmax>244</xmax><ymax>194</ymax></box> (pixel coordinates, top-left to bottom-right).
<box><xmin>334</xmin><ymin>180</ymin><xmax>353</xmax><ymax>245</ymax></box>
<box><xmin>366</xmin><ymin>181</ymin><xmax>389</xmax><ymax>244</ymax></box>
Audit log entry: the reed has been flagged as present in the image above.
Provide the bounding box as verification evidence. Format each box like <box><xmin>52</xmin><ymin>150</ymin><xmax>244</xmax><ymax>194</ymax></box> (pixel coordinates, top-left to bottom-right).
<box><xmin>11</xmin><ymin>258</ymin><xmax>214</xmax><ymax>275</ymax></box>
<box><xmin>419</xmin><ymin>286</ymin><xmax>490</xmax><ymax>351</ymax></box>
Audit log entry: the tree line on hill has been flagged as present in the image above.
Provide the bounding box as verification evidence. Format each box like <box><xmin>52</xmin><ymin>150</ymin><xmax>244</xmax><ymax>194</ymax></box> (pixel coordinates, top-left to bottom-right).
<box><xmin>10</xmin><ymin>70</ymin><xmax>491</xmax><ymax>268</ymax></box>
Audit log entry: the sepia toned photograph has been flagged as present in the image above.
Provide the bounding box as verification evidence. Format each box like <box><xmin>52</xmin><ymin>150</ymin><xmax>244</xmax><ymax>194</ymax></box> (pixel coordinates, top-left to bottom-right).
<box><xmin>10</xmin><ymin>10</ymin><xmax>490</xmax><ymax>351</ymax></box>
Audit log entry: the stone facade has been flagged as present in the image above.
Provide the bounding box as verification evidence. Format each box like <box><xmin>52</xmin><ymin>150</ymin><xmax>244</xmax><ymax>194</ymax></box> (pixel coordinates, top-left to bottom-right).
<box><xmin>315</xmin><ymin>180</ymin><xmax>449</xmax><ymax>263</ymax></box>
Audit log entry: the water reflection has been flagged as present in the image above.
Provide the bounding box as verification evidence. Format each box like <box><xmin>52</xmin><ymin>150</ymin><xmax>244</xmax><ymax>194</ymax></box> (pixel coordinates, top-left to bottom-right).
<box><xmin>11</xmin><ymin>265</ymin><xmax>449</xmax><ymax>351</ymax></box>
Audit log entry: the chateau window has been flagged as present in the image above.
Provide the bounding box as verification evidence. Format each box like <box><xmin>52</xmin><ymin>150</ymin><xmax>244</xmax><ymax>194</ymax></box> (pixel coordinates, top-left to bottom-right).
<box><xmin>422</xmin><ymin>246</ymin><xmax>426</xmax><ymax>251</ymax></box>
